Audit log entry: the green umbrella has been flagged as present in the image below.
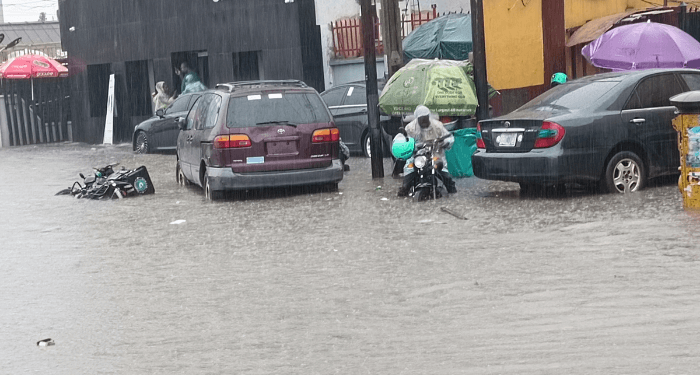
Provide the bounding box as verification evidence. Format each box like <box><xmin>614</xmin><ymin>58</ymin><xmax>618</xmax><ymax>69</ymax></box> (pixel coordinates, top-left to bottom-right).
<box><xmin>379</xmin><ymin>58</ymin><xmax>484</xmax><ymax>116</ymax></box>
<box><xmin>403</xmin><ymin>13</ymin><xmax>472</xmax><ymax>61</ymax></box>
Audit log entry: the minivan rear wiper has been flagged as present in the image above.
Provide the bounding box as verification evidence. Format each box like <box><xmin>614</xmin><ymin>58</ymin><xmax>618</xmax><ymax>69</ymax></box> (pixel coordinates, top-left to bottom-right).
<box><xmin>256</xmin><ymin>121</ymin><xmax>298</xmax><ymax>127</ymax></box>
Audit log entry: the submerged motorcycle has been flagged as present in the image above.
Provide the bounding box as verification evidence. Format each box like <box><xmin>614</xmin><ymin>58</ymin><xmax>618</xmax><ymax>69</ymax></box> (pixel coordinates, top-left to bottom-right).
<box><xmin>56</xmin><ymin>163</ymin><xmax>155</xmax><ymax>199</ymax></box>
<box><xmin>408</xmin><ymin>134</ymin><xmax>453</xmax><ymax>201</ymax></box>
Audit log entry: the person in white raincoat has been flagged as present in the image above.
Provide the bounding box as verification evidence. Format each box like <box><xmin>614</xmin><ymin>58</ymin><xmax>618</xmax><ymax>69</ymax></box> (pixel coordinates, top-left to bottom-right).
<box><xmin>396</xmin><ymin>105</ymin><xmax>457</xmax><ymax>197</ymax></box>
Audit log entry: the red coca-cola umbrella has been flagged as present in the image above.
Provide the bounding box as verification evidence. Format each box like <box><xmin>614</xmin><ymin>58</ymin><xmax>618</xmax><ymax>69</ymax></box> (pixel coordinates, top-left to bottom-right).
<box><xmin>0</xmin><ymin>54</ymin><xmax>68</xmax><ymax>79</ymax></box>
<box><xmin>0</xmin><ymin>54</ymin><xmax>68</xmax><ymax>100</ymax></box>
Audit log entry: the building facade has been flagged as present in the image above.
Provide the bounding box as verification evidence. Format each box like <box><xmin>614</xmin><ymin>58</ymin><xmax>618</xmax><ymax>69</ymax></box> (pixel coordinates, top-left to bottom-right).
<box><xmin>58</xmin><ymin>0</ymin><xmax>324</xmax><ymax>144</ymax></box>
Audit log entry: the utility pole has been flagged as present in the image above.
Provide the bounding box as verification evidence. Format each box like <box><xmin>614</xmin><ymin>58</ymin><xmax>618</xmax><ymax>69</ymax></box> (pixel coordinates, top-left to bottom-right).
<box><xmin>470</xmin><ymin>0</ymin><xmax>490</xmax><ymax>121</ymax></box>
<box><xmin>361</xmin><ymin>0</ymin><xmax>384</xmax><ymax>178</ymax></box>
<box><xmin>380</xmin><ymin>0</ymin><xmax>403</xmax><ymax>78</ymax></box>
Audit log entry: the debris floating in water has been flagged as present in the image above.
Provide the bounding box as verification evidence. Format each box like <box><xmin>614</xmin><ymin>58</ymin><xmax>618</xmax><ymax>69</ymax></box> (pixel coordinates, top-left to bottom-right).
<box><xmin>440</xmin><ymin>207</ymin><xmax>468</xmax><ymax>220</ymax></box>
<box><xmin>170</xmin><ymin>220</ymin><xmax>186</xmax><ymax>225</ymax></box>
<box><xmin>37</xmin><ymin>338</ymin><xmax>55</xmax><ymax>347</ymax></box>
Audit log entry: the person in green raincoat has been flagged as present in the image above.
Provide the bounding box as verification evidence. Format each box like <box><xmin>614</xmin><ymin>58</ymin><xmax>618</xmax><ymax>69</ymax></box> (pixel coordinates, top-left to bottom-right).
<box><xmin>175</xmin><ymin>62</ymin><xmax>207</xmax><ymax>95</ymax></box>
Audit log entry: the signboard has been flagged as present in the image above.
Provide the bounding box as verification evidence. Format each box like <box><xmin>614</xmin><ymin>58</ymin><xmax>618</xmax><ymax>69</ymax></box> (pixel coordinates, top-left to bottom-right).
<box><xmin>103</xmin><ymin>74</ymin><xmax>115</xmax><ymax>144</ymax></box>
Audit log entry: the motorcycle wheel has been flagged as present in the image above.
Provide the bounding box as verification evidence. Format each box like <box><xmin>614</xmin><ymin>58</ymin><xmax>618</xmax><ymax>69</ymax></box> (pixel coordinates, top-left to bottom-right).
<box><xmin>413</xmin><ymin>187</ymin><xmax>432</xmax><ymax>202</ymax></box>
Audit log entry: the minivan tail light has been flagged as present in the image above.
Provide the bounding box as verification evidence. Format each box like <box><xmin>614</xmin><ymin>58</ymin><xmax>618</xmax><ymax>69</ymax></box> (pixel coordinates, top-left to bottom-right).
<box><xmin>476</xmin><ymin>123</ymin><xmax>486</xmax><ymax>149</ymax></box>
<box><xmin>214</xmin><ymin>134</ymin><xmax>251</xmax><ymax>149</ymax></box>
<box><xmin>312</xmin><ymin>128</ymin><xmax>340</xmax><ymax>143</ymax></box>
<box><xmin>534</xmin><ymin>121</ymin><xmax>565</xmax><ymax>148</ymax></box>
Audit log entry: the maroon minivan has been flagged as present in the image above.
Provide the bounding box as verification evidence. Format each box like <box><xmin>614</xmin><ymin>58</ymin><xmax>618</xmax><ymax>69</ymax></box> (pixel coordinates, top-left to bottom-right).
<box><xmin>176</xmin><ymin>80</ymin><xmax>343</xmax><ymax>200</ymax></box>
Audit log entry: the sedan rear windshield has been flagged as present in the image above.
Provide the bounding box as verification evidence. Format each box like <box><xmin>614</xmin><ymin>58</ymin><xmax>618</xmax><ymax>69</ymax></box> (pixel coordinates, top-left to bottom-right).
<box><xmin>226</xmin><ymin>92</ymin><xmax>331</xmax><ymax>128</ymax></box>
<box><xmin>518</xmin><ymin>80</ymin><xmax>621</xmax><ymax>111</ymax></box>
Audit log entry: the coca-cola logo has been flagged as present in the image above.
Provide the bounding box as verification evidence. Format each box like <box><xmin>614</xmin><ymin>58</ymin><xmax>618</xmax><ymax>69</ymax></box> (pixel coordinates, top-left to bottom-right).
<box><xmin>33</xmin><ymin>60</ymin><xmax>50</xmax><ymax>68</ymax></box>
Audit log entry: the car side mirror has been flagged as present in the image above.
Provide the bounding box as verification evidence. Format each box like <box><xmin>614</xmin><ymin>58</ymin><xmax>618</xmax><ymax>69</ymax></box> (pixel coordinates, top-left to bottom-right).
<box><xmin>156</xmin><ymin>109</ymin><xmax>165</xmax><ymax>118</ymax></box>
<box><xmin>177</xmin><ymin>117</ymin><xmax>187</xmax><ymax>130</ymax></box>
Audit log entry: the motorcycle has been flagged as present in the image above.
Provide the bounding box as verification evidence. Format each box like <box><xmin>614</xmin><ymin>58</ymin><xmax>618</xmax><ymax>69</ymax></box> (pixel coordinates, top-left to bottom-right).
<box><xmin>56</xmin><ymin>163</ymin><xmax>155</xmax><ymax>199</ymax></box>
<box><xmin>407</xmin><ymin>133</ymin><xmax>453</xmax><ymax>202</ymax></box>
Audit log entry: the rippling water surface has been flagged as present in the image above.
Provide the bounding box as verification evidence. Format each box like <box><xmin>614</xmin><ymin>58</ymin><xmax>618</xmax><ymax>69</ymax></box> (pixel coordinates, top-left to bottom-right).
<box><xmin>2</xmin><ymin>143</ymin><xmax>699</xmax><ymax>374</ymax></box>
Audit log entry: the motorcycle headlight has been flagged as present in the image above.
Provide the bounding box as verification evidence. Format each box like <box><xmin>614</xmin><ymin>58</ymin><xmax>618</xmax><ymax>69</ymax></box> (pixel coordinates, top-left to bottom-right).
<box><xmin>414</xmin><ymin>155</ymin><xmax>427</xmax><ymax>169</ymax></box>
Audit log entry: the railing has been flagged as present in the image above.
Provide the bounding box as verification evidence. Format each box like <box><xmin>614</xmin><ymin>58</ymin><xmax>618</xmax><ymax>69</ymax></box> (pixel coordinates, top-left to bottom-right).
<box><xmin>331</xmin><ymin>6</ymin><xmax>439</xmax><ymax>59</ymax></box>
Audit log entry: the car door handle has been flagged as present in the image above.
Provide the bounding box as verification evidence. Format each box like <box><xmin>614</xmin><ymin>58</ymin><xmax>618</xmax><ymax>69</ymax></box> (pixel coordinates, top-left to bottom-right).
<box><xmin>630</xmin><ymin>118</ymin><xmax>646</xmax><ymax>124</ymax></box>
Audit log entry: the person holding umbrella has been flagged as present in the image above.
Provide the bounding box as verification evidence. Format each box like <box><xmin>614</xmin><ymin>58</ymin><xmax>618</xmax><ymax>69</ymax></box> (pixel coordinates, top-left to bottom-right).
<box><xmin>396</xmin><ymin>105</ymin><xmax>457</xmax><ymax>197</ymax></box>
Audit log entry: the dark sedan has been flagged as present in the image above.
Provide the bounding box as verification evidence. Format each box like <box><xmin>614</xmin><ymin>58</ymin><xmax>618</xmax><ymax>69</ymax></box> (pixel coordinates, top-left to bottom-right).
<box><xmin>132</xmin><ymin>93</ymin><xmax>202</xmax><ymax>153</ymax></box>
<box><xmin>320</xmin><ymin>82</ymin><xmax>399</xmax><ymax>157</ymax></box>
<box><xmin>472</xmin><ymin>69</ymin><xmax>700</xmax><ymax>193</ymax></box>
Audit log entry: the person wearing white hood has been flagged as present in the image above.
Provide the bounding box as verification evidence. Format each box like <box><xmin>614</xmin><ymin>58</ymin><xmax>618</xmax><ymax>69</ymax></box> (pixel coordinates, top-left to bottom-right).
<box><xmin>396</xmin><ymin>105</ymin><xmax>457</xmax><ymax>197</ymax></box>
<box><xmin>152</xmin><ymin>81</ymin><xmax>175</xmax><ymax>113</ymax></box>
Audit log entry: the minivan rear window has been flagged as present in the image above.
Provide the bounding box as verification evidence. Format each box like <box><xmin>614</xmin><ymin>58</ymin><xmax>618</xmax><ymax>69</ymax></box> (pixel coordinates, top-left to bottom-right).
<box><xmin>226</xmin><ymin>92</ymin><xmax>331</xmax><ymax>128</ymax></box>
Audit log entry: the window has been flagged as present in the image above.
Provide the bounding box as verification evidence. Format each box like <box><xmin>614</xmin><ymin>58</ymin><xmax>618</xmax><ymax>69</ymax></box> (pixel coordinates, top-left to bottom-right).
<box><xmin>194</xmin><ymin>94</ymin><xmax>214</xmax><ymax>130</ymax></box>
<box><xmin>320</xmin><ymin>88</ymin><xmax>347</xmax><ymax>107</ymax></box>
<box><xmin>165</xmin><ymin>96</ymin><xmax>191</xmax><ymax>115</ymax></box>
<box><xmin>343</xmin><ymin>86</ymin><xmax>366</xmax><ymax>106</ymax></box>
<box><xmin>682</xmin><ymin>73</ymin><xmax>700</xmax><ymax>91</ymax></box>
<box><xmin>87</xmin><ymin>63</ymin><xmax>111</xmax><ymax>117</ymax></box>
<box><xmin>185</xmin><ymin>97</ymin><xmax>203</xmax><ymax>130</ymax></box>
<box><xmin>233</xmin><ymin>51</ymin><xmax>261</xmax><ymax>81</ymax></box>
<box><xmin>227</xmin><ymin>92</ymin><xmax>331</xmax><ymax>128</ymax></box>
<box><xmin>519</xmin><ymin>80</ymin><xmax>621</xmax><ymax>111</ymax></box>
<box><xmin>125</xmin><ymin>60</ymin><xmax>152</xmax><ymax>116</ymax></box>
<box><xmin>626</xmin><ymin>74</ymin><xmax>685</xmax><ymax>110</ymax></box>
<box><xmin>203</xmin><ymin>95</ymin><xmax>222</xmax><ymax>129</ymax></box>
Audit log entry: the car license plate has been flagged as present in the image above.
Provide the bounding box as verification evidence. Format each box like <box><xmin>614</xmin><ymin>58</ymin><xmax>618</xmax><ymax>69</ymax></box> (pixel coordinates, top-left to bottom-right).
<box><xmin>498</xmin><ymin>133</ymin><xmax>518</xmax><ymax>147</ymax></box>
<box><xmin>246</xmin><ymin>156</ymin><xmax>264</xmax><ymax>164</ymax></box>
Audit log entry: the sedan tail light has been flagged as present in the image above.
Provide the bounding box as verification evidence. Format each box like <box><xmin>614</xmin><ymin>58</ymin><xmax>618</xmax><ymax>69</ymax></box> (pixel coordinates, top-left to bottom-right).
<box><xmin>312</xmin><ymin>128</ymin><xmax>340</xmax><ymax>143</ymax></box>
<box><xmin>476</xmin><ymin>123</ymin><xmax>486</xmax><ymax>149</ymax></box>
<box><xmin>534</xmin><ymin>121</ymin><xmax>565</xmax><ymax>148</ymax></box>
<box><xmin>214</xmin><ymin>134</ymin><xmax>252</xmax><ymax>149</ymax></box>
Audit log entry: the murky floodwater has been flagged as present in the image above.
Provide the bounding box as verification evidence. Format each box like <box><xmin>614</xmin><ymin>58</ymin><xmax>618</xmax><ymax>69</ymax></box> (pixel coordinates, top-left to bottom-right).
<box><xmin>2</xmin><ymin>142</ymin><xmax>700</xmax><ymax>374</ymax></box>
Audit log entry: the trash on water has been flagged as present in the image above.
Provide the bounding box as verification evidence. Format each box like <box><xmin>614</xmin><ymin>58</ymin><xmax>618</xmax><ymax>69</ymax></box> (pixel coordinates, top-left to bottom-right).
<box><xmin>170</xmin><ymin>220</ymin><xmax>186</xmax><ymax>225</ymax></box>
<box><xmin>441</xmin><ymin>207</ymin><xmax>468</xmax><ymax>220</ymax></box>
<box><xmin>380</xmin><ymin>197</ymin><xmax>389</xmax><ymax>201</ymax></box>
<box><xmin>37</xmin><ymin>338</ymin><xmax>55</xmax><ymax>347</ymax></box>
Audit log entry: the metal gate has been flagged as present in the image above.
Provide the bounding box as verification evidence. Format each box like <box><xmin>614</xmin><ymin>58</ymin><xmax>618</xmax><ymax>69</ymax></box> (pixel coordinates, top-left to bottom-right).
<box><xmin>1</xmin><ymin>79</ymin><xmax>71</xmax><ymax>147</ymax></box>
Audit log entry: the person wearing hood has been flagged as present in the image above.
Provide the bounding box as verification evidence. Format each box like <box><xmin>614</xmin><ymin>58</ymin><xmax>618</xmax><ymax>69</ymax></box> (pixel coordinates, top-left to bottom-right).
<box><xmin>152</xmin><ymin>81</ymin><xmax>175</xmax><ymax>113</ymax></box>
<box><xmin>396</xmin><ymin>105</ymin><xmax>457</xmax><ymax>197</ymax></box>
<box><xmin>175</xmin><ymin>62</ymin><xmax>207</xmax><ymax>95</ymax></box>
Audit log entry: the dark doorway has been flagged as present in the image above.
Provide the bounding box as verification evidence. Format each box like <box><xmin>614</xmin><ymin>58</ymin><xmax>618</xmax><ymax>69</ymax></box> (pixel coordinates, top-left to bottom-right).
<box><xmin>125</xmin><ymin>60</ymin><xmax>152</xmax><ymax>117</ymax></box>
<box><xmin>87</xmin><ymin>63</ymin><xmax>111</xmax><ymax>117</ymax></box>
<box><xmin>232</xmin><ymin>51</ymin><xmax>262</xmax><ymax>81</ymax></box>
<box><xmin>171</xmin><ymin>50</ymin><xmax>209</xmax><ymax>94</ymax></box>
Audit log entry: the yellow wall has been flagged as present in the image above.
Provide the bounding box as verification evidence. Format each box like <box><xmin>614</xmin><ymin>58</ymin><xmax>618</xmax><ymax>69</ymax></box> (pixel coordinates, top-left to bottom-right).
<box><xmin>483</xmin><ymin>0</ymin><xmax>544</xmax><ymax>90</ymax></box>
<box><xmin>565</xmin><ymin>0</ymin><xmax>651</xmax><ymax>29</ymax></box>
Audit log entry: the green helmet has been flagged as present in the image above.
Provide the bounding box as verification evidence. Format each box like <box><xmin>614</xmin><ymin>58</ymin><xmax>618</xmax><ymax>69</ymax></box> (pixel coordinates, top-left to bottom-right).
<box><xmin>391</xmin><ymin>134</ymin><xmax>415</xmax><ymax>160</ymax></box>
<box><xmin>551</xmin><ymin>72</ymin><xmax>567</xmax><ymax>86</ymax></box>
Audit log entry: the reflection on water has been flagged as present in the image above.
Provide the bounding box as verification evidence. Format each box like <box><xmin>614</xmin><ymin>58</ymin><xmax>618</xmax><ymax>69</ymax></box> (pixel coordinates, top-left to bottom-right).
<box><xmin>2</xmin><ymin>143</ymin><xmax>699</xmax><ymax>374</ymax></box>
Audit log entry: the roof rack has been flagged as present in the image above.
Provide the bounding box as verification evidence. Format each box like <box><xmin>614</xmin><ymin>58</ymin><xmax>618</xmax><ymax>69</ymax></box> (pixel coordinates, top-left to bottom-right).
<box><xmin>215</xmin><ymin>80</ymin><xmax>308</xmax><ymax>93</ymax></box>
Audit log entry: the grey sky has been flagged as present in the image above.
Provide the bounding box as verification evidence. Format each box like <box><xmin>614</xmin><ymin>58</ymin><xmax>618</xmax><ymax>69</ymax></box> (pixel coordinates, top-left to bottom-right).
<box><xmin>2</xmin><ymin>0</ymin><xmax>58</xmax><ymax>23</ymax></box>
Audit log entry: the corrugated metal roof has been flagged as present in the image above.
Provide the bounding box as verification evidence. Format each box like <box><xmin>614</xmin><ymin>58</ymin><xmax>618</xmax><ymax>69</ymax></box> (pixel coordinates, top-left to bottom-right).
<box><xmin>0</xmin><ymin>21</ymin><xmax>61</xmax><ymax>46</ymax></box>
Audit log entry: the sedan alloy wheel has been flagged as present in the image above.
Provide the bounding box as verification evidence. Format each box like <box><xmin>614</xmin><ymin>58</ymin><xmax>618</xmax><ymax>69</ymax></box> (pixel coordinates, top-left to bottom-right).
<box><xmin>604</xmin><ymin>151</ymin><xmax>645</xmax><ymax>194</ymax></box>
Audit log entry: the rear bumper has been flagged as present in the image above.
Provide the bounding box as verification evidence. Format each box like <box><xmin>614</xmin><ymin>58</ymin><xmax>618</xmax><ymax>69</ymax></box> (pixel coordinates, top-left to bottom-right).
<box><xmin>471</xmin><ymin>147</ymin><xmax>601</xmax><ymax>185</ymax></box>
<box><xmin>207</xmin><ymin>160</ymin><xmax>344</xmax><ymax>191</ymax></box>
<box><xmin>471</xmin><ymin>148</ymin><xmax>565</xmax><ymax>185</ymax></box>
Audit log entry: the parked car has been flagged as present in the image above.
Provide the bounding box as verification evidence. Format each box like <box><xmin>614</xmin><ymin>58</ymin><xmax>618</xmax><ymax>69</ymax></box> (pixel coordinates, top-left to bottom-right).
<box><xmin>472</xmin><ymin>68</ymin><xmax>700</xmax><ymax>194</ymax></box>
<box><xmin>132</xmin><ymin>93</ymin><xmax>203</xmax><ymax>153</ymax></box>
<box><xmin>320</xmin><ymin>81</ymin><xmax>399</xmax><ymax>157</ymax></box>
<box><xmin>176</xmin><ymin>80</ymin><xmax>343</xmax><ymax>200</ymax></box>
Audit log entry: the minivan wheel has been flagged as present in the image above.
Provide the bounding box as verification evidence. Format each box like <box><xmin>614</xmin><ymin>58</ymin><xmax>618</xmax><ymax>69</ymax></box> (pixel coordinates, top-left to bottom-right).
<box><xmin>135</xmin><ymin>131</ymin><xmax>149</xmax><ymax>154</ymax></box>
<box><xmin>603</xmin><ymin>151</ymin><xmax>645</xmax><ymax>194</ymax></box>
<box><xmin>176</xmin><ymin>162</ymin><xmax>190</xmax><ymax>186</ymax></box>
<box><xmin>204</xmin><ymin>172</ymin><xmax>223</xmax><ymax>201</ymax></box>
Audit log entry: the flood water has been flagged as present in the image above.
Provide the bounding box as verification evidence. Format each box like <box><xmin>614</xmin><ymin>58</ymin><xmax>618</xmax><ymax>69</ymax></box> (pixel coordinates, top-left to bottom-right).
<box><xmin>2</xmin><ymin>142</ymin><xmax>700</xmax><ymax>374</ymax></box>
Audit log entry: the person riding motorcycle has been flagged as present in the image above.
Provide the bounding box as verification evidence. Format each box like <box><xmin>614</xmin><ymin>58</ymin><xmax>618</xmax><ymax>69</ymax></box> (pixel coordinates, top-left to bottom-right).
<box><xmin>395</xmin><ymin>105</ymin><xmax>457</xmax><ymax>197</ymax></box>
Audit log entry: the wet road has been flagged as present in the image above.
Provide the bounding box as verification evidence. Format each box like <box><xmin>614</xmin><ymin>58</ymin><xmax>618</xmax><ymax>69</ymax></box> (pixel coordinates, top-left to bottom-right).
<box><xmin>2</xmin><ymin>142</ymin><xmax>700</xmax><ymax>374</ymax></box>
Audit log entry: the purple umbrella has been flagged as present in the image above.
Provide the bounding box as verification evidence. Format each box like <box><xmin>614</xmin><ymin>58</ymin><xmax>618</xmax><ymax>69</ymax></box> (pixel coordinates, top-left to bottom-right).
<box><xmin>582</xmin><ymin>21</ymin><xmax>700</xmax><ymax>70</ymax></box>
